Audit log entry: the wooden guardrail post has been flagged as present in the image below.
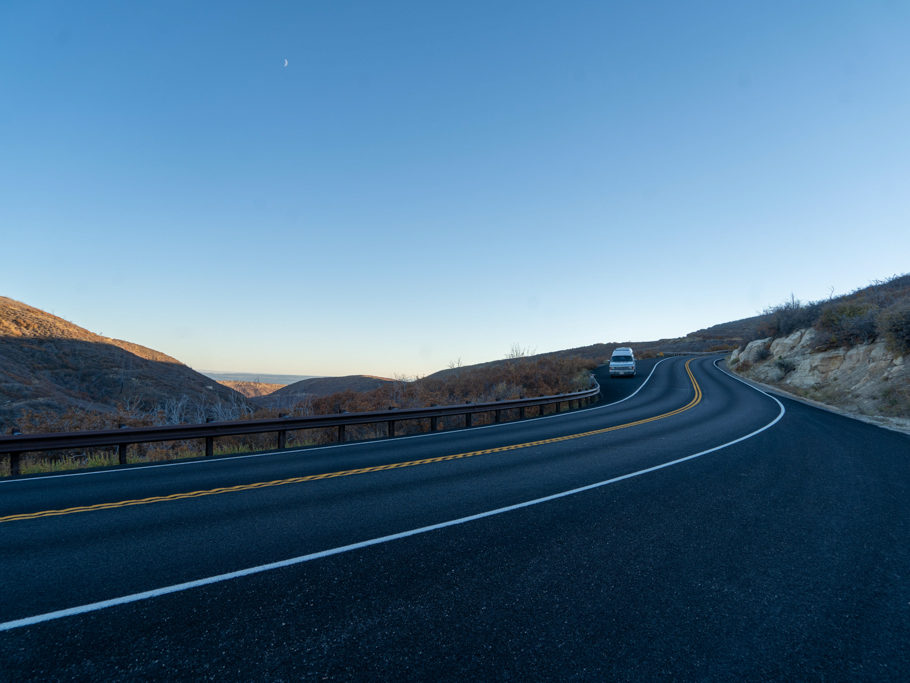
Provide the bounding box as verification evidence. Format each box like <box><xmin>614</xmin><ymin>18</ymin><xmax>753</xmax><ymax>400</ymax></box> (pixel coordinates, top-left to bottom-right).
<box><xmin>118</xmin><ymin>443</ymin><xmax>128</xmax><ymax>465</ymax></box>
<box><xmin>9</xmin><ymin>452</ymin><xmax>20</xmax><ymax>477</ymax></box>
<box><xmin>338</xmin><ymin>424</ymin><xmax>345</xmax><ymax>443</ymax></box>
<box><xmin>205</xmin><ymin>436</ymin><xmax>214</xmax><ymax>457</ymax></box>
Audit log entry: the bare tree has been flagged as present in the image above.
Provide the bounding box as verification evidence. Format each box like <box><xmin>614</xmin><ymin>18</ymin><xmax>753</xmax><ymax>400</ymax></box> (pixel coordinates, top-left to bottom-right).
<box><xmin>161</xmin><ymin>395</ymin><xmax>190</xmax><ymax>424</ymax></box>
<box><xmin>291</xmin><ymin>395</ymin><xmax>314</xmax><ymax>417</ymax></box>
<box><xmin>390</xmin><ymin>373</ymin><xmax>415</xmax><ymax>407</ymax></box>
<box><xmin>505</xmin><ymin>344</ymin><xmax>535</xmax><ymax>359</ymax></box>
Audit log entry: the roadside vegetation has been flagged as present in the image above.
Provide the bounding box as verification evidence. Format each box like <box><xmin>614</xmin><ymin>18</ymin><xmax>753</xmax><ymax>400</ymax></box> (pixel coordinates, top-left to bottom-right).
<box><xmin>755</xmin><ymin>274</ymin><xmax>910</xmax><ymax>354</ymax></box>
<box><xmin>728</xmin><ymin>274</ymin><xmax>910</xmax><ymax>431</ymax></box>
<box><xmin>11</xmin><ymin>275</ymin><xmax>906</xmax><ymax>475</ymax></box>
<box><xmin>4</xmin><ymin>354</ymin><xmax>598</xmax><ymax>476</ymax></box>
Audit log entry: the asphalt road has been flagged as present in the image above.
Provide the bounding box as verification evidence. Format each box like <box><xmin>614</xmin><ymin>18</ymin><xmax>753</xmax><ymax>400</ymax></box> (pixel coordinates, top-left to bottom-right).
<box><xmin>1</xmin><ymin>356</ymin><xmax>909</xmax><ymax>680</ymax></box>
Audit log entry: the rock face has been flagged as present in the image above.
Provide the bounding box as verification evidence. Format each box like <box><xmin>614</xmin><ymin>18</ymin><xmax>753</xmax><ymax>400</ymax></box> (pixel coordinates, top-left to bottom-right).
<box><xmin>730</xmin><ymin>337</ymin><xmax>773</xmax><ymax>365</ymax></box>
<box><xmin>729</xmin><ymin>327</ymin><xmax>908</xmax><ymax>432</ymax></box>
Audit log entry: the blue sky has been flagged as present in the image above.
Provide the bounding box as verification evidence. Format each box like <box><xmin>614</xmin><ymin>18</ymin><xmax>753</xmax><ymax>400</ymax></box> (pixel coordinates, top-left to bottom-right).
<box><xmin>2</xmin><ymin>1</ymin><xmax>908</xmax><ymax>377</ymax></box>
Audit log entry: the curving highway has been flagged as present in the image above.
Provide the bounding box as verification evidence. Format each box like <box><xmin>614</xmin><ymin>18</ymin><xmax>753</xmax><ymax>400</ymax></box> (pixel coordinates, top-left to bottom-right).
<box><xmin>1</xmin><ymin>355</ymin><xmax>909</xmax><ymax>679</ymax></box>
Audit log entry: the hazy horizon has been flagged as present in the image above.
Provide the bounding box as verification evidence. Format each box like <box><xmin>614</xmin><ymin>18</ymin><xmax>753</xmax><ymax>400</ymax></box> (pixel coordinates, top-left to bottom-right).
<box><xmin>197</xmin><ymin>371</ymin><xmax>322</xmax><ymax>385</ymax></box>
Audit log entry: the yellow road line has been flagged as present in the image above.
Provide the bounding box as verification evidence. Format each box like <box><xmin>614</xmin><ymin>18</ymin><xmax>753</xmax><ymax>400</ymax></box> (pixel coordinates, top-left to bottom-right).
<box><xmin>1</xmin><ymin>360</ymin><xmax>703</xmax><ymax>524</ymax></box>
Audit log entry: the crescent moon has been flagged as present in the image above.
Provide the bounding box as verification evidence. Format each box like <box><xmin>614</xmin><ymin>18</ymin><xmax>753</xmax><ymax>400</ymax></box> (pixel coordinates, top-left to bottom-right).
<box><xmin>283</xmin><ymin>59</ymin><xmax>288</xmax><ymax>67</ymax></box>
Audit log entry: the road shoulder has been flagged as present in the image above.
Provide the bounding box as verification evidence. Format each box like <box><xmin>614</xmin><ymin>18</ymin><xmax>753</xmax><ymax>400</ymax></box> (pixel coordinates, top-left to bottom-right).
<box><xmin>721</xmin><ymin>360</ymin><xmax>910</xmax><ymax>436</ymax></box>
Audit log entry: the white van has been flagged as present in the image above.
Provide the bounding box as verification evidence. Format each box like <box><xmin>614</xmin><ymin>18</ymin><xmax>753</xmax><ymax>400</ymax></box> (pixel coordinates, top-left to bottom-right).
<box><xmin>609</xmin><ymin>347</ymin><xmax>636</xmax><ymax>377</ymax></box>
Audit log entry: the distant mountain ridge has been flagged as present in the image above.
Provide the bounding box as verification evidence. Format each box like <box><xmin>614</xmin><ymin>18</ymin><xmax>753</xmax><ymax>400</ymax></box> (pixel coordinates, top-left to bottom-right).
<box><xmin>254</xmin><ymin>375</ymin><xmax>395</xmax><ymax>408</ymax></box>
<box><xmin>219</xmin><ymin>381</ymin><xmax>287</xmax><ymax>398</ymax></box>
<box><xmin>201</xmin><ymin>371</ymin><xmax>320</xmax><ymax>385</ymax></box>
<box><xmin>0</xmin><ymin>296</ymin><xmax>248</xmax><ymax>428</ymax></box>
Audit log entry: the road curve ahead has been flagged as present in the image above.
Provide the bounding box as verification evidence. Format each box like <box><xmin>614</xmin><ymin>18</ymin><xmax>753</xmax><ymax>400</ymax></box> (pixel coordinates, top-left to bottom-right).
<box><xmin>2</xmin><ymin>355</ymin><xmax>909</xmax><ymax>679</ymax></box>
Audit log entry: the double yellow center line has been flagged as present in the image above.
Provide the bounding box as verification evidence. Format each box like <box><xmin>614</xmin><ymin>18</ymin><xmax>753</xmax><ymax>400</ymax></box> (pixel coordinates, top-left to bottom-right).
<box><xmin>0</xmin><ymin>360</ymin><xmax>702</xmax><ymax>524</ymax></box>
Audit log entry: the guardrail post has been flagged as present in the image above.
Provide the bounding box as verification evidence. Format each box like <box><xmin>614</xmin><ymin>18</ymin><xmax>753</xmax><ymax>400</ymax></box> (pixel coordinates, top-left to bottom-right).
<box><xmin>0</xmin><ymin>387</ymin><xmax>599</xmax><ymax>475</ymax></box>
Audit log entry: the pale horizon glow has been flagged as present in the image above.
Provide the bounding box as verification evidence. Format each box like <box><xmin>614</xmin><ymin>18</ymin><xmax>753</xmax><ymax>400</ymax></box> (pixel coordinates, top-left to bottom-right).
<box><xmin>2</xmin><ymin>2</ymin><xmax>909</xmax><ymax>377</ymax></box>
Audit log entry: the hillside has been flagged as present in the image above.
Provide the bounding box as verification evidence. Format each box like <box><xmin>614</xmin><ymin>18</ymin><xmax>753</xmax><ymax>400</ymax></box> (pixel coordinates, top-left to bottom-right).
<box><xmin>730</xmin><ymin>330</ymin><xmax>909</xmax><ymax>432</ymax></box>
<box><xmin>255</xmin><ymin>375</ymin><xmax>395</xmax><ymax>409</ymax></box>
<box><xmin>219</xmin><ymin>381</ymin><xmax>286</xmax><ymax>398</ymax></box>
<box><xmin>425</xmin><ymin>337</ymin><xmax>736</xmax><ymax>384</ymax></box>
<box><xmin>725</xmin><ymin>274</ymin><xmax>910</xmax><ymax>431</ymax></box>
<box><xmin>0</xmin><ymin>296</ymin><xmax>250</xmax><ymax>429</ymax></box>
<box><xmin>5</xmin><ymin>273</ymin><xmax>906</xmax><ymax>440</ymax></box>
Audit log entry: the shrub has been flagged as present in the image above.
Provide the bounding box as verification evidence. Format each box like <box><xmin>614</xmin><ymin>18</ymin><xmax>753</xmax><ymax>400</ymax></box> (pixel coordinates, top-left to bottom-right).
<box><xmin>880</xmin><ymin>383</ymin><xmax>910</xmax><ymax>417</ymax></box>
<box><xmin>759</xmin><ymin>296</ymin><xmax>821</xmax><ymax>337</ymax></box>
<box><xmin>877</xmin><ymin>302</ymin><xmax>910</xmax><ymax>356</ymax></box>
<box><xmin>775</xmin><ymin>357</ymin><xmax>796</xmax><ymax>375</ymax></box>
<box><xmin>815</xmin><ymin>302</ymin><xmax>878</xmax><ymax>347</ymax></box>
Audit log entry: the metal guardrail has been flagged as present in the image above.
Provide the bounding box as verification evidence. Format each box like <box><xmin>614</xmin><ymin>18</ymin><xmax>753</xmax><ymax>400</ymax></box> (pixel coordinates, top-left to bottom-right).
<box><xmin>0</xmin><ymin>381</ymin><xmax>601</xmax><ymax>477</ymax></box>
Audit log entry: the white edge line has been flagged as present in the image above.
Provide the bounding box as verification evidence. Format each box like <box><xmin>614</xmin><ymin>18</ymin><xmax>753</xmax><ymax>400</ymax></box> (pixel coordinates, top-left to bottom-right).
<box><xmin>0</xmin><ymin>357</ymin><xmax>783</xmax><ymax>632</ymax></box>
<box><xmin>1</xmin><ymin>359</ymin><xmax>672</xmax><ymax>484</ymax></box>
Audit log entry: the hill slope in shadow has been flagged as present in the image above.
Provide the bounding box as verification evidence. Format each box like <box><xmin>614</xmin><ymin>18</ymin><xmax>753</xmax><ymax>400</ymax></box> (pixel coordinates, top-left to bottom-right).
<box><xmin>0</xmin><ymin>296</ymin><xmax>249</xmax><ymax>429</ymax></box>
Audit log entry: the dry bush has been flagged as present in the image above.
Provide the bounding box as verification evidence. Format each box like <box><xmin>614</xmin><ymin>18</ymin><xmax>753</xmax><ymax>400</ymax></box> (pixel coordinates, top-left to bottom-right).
<box><xmin>774</xmin><ymin>357</ymin><xmax>796</xmax><ymax>375</ymax></box>
<box><xmin>746</xmin><ymin>275</ymin><xmax>910</xmax><ymax>355</ymax></box>
<box><xmin>880</xmin><ymin>383</ymin><xmax>910</xmax><ymax>417</ymax></box>
<box><xmin>815</xmin><ymin>302</ymin><xmax>878</xmax><ymax>347</ymax></box>
<box><xmin>759</xmin><ymin>296</ymin><xmax>822</xmax><ymax>338</ymax></box>
<box><xmin>877</xmin><ymin>302</ymin><xmax>910</xmax><ymax>357</ymax></box>
<box><xmin>266</xmin><ymin>355</ymin><xmax>597</xmax><ymax>422</ymax></box>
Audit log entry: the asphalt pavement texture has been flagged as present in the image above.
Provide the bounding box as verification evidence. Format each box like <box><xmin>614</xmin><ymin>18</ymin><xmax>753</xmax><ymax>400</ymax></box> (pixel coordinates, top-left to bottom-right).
<box><xmin>2</xmin><ymin>356</ymin><xmax>909</xmax><ymax>680</ymax></box>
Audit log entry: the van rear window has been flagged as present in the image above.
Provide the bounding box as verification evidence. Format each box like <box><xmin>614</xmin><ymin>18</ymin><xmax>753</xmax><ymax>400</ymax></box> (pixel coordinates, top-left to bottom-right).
<box><xmin>612</xmin><ymin>355</ymin><xmax>633</xmax><ymax>362</ymax></box>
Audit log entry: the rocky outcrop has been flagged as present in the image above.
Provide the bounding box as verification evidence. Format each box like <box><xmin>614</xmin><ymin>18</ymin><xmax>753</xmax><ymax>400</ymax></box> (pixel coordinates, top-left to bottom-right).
<box><xmin>731</xmin><ymin>337</ymin><xmax>773</xmax><ymax>365</ymax></box>
<box><xmin>729</xmin><ymin>328</ymin><xmax>909</xmax><ymax>432</ymax></box>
